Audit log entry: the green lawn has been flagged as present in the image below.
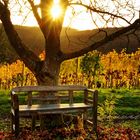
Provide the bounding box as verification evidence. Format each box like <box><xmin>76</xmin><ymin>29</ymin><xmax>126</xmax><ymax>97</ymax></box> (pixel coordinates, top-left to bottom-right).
<box><xmin>0</xmin><ymin>90</ymin><xmax>11</xmax><ymax>117</ymax></box>
<box><xmin>98</xmin><ymin>88</ymin><xmax>140</xmax><ymax>116</ymax></box>
<box><xmin>97</xmin><ymin>88</ymin><xmax>140</xmax><ymax>130</ymax></box>
<box><xmin>0</xmin><ymin>88</ymin><xmax>140</xmax><ymax>131</ymax></box>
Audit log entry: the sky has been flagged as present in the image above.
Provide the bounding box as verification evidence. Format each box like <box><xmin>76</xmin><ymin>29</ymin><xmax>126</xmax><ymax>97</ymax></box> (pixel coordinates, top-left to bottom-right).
<box><xmin>10</xmin><ymin>0</ymin><xmax>140</xmax><ymax>30</ymax></box>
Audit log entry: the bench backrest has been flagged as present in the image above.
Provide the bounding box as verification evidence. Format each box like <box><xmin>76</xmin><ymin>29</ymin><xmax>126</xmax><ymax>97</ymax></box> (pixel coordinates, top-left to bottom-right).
<box><xmin>10</xmin><ymin>85</ymin><xmax>98</xmax><ymax>108</ymax></box>
<box><xmin>12</xmin><ymin>85</ymin><xmax>87</xmax><ymax>92</ymax></box>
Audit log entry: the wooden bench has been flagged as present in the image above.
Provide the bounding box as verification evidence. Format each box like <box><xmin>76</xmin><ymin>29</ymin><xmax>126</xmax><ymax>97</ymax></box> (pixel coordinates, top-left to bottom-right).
<box><xmin>10</xmin><ymin>85</ymin><xmax>98</xmax><ymax>137</ymax></box>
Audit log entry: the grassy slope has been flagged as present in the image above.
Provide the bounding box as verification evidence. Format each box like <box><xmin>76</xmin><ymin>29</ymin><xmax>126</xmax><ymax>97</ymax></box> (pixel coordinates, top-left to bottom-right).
<box><xmin>1</xmin><ymin>24</ymin><xmax>140</xmax><ymax>64</ymax></box>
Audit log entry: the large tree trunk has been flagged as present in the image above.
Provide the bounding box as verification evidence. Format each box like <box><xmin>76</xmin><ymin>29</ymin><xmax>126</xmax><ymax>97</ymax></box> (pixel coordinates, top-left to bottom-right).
<box><xmin>35</xmin><ymin>19</ymin><xmax>63</xmax><ymax>86</ymax></box>
<box><xmin>33</xmin><ymin>0</ymin><xmax>66</xmax><ymax>86</ymax></box>
<box><xmin>36</xmin><ymin>56</ymin><xmax>61</xmax><ymax>86</ymax></box>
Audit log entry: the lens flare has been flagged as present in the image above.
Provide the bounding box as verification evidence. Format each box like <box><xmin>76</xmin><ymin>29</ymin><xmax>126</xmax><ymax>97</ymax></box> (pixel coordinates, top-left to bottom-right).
<box><xmin>51</xmin><ymin>0</ymin><xmax>62</xmax><ymax>20</ymax></box>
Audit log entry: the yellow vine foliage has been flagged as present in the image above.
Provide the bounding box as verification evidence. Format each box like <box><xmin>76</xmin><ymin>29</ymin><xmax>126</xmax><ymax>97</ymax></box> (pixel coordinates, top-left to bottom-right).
<box><xmin>0</xmin><ymin>49</ymin><xmax>140</xmax><ymax>89</ymax></box>
<box><xmin>0</xmin><ymin>60</ymin><xmax>36</xmax><ymax>89</ymax></box>
<box><xmin>100</xmin><ymin>49</ymin><xmax>140</xmax><ymax>88</ymax></box>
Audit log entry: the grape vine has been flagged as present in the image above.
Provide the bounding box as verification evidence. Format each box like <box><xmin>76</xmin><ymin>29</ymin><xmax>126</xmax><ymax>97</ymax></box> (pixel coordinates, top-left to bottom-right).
<box><xmin>0</xmin><ymin>49</ymin><xmax>140</xmax><ymax>89</ymax></box>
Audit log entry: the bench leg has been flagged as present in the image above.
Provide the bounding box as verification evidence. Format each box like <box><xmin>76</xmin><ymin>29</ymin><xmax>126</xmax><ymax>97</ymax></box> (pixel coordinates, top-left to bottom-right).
<box><xmin>32</xmin><ymin>114</ymin><xmax>36</xmax><ymax>131</ymax></box>
<box><xmin>93</xmin><ymin>90</ymin><xmax>98</xmax><ymax>137</ymax></box>
<box><xmin>11</xmin><ymin>110</ymin><xmax>19</xmax><ymax>137</ymax></box>
<box><xmin>83</xmin><ymin>110</ymin><xmax>88</xmax><ymax>128</ymax></box>
<box><xmin>39</xmin><ymin>115</ymin><xmax>45</xmax><ymax>130</ymax></box>
<box><xmin>11</xmin><ymin>113</ymin><xmax>14</xmax><ymax>133</ymax></box>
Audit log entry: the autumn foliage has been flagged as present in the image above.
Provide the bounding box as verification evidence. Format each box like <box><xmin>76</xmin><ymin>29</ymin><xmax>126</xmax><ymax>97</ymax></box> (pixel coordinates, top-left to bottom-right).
<box><xmin>0</xmin><ymin>49</ymin><xmax>140</xmax><ymax>89</ymax></box>
<box><xmin>0</xmin><ymin>126</ymin><xmax>139</xmax><ymax>140</ymax></box>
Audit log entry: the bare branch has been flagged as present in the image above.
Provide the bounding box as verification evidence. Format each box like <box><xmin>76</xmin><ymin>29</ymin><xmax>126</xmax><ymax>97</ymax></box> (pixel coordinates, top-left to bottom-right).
<box><xmin>0</xmin><ymin>2</ymin><xmax>40</xmax><ymax>71</ymax></box>
<box><xmin>28</xmin><ymin>0</ymin><xmax>44</xmax><ymax>34</ymax></box>
<box><xmin>69</xmin><ymin>2</ymin><xmax>131</xmax><ymax>25</ymax></box>
<box><xmin>62</xmin><ymin>18</ymin><xmax>140</xmax><ymax>60</ymax></box>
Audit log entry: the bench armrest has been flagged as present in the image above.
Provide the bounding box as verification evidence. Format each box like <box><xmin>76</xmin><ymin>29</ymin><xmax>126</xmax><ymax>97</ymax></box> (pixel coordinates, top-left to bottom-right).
<box><xmin>84</xmin><ymin>89</ymin><xmax>98</xmax><ymax>105</ymax></box>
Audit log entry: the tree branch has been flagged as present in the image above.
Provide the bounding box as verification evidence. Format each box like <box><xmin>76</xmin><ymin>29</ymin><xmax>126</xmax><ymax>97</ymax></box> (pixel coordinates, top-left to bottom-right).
<box><xmin>69</xmin><ymin>2</ymin><xmax>131</xmax><ymax>25</ymax></box>
<box><xmin>0</xmin><ymin>2</ymin><xmax>41</xmax><ymax>72</ymax></box>
<box><xmin>62</xmin><ymin>19</ymin><xmax>140</xmax><ymax>60</ymax></box>
<box><xmin>28</xmin><ymin>0</ymin><xmax>45</xmax><ymax>35</ymax></box>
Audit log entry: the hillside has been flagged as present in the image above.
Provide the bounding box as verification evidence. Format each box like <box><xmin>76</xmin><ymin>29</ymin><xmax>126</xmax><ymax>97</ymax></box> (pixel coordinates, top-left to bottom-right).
<box><xmin>61</xmin><ymin>27</ymin><xmax>140</xmax><ymax>54</ymax></box>
<box><xmin>0</xmin><ymin>24</ymin><xmax>140</xmax><ymax>63</ymax></box>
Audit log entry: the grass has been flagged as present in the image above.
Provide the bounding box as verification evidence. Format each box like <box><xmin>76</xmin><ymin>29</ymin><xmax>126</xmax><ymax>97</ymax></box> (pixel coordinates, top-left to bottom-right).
<box><xmin>96</xmin><ymin>88</ymin><xmax>140</xmax><ymax>131</ymax></box>
<box><xmin>119</xmin><ymin>120</ymin><xmax>140</xmax><ymax>130</ymax></box>
<box><xmin>115</xmin><ymin>107</ymin><xmax>140</xmax><ymax>116</ymax></box>
<box><xmin>98</xmin><ymin>88</ymin><xmax>140</xmax><ymax>116</ymax></box>
<box><xmin>0</xmin><ymin>88</ymin><xmax>140</xmax><ymax>131</ymax></box>
<box><xmin>0</xmin><ymin>90</ymin><xmax>11</xmax><ymax>117</ymax></box>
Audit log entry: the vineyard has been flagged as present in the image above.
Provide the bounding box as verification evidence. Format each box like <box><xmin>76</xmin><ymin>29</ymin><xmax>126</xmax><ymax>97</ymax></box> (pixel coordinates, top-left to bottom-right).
<box><xmin>0</xmin><ymin>49</ymin><xmax>140</xmax><ymax>89</ymax></box>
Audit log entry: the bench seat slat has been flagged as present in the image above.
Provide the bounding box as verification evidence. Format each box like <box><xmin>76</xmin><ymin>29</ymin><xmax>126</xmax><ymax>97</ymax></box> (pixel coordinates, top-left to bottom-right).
<box><xmin>19</xmin><ymin>103</ymin><xmax>92</xmax><ymax>112</ymax></box>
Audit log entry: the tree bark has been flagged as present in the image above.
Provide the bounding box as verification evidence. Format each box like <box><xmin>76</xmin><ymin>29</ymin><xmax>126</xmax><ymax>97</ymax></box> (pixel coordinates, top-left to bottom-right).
<box><xmin>35</xmin><ymin>56</ymin><xmax>61</xmax><ymax>86</ymax></box>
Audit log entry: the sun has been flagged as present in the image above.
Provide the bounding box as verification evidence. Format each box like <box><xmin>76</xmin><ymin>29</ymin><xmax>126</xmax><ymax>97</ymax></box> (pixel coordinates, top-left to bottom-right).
<box><xmin>50</xmin><ymin>0</ymin><xmax>62</xmax><ymax>20</ymax></box>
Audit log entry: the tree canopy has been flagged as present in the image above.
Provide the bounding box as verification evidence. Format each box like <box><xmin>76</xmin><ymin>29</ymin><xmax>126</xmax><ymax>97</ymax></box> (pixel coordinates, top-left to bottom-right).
<box><xmin>0</xmin><ymin>0</ymin><xmax>140</xmax><ymax>85</ymax></box>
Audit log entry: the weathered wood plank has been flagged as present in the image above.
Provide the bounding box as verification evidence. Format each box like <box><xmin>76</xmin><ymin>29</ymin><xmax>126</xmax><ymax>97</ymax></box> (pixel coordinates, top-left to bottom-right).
<box><xmin>19</xmin><ymin>103</ymin><xmax>92</xmax><ymax>112</ymax></box>
<box><xmin>93</xmin><ymin>90</ymin><xmax>98</xmax><ymax>133</ymax></box>
<box><xmin>37</xmin><ymin>110</ymin><xmax>85</xmax><ymax>114</ymax></box>
<box><xmin>87</xmin><ymin>89</ymin><xmax>96</xmax><ymax>93</ymax></box>
<box><xmin>69</xmin><ymin>90</ymin><xmax>73</xmax><ymax>105</ymax></box>
<box><xmin>84</xmin><ymin>90</ymin><xmax>88</xmax><ymax>104</ymax></box>
<box><xmin>12</xmin><ymin>85</ymin><xmax>87</xmax><ymax>92</ymax></box>
<box><xmin>32</xmin><ymin>97</ymin><xmax>59</xmax><ymax>101</ymax></box>
<box><xmin>85</xmin><ymin>99</ymin><xmax>93</xmax><ymax>104</ymax></box>
<box><xmin>27</xmin><ymin>91</ymin><xmax>32</xmax><ymax>106</ymax></box>
<box><xmin>10</xmin><ymin>92</ymin><xmax>20</xmax><ymax>137</ymax></box>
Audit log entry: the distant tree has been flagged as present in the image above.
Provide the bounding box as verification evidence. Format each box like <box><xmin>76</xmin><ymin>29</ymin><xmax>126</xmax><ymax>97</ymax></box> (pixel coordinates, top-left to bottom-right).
<box><xmin>0</xmin><ymin>0</ymin><xmax>140</xmax><ymax>86</ymax></box>
<box><xmin>80</xmin><ymin>51</ymin><xmax>102</xmax><ymax>88</ymax></box>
